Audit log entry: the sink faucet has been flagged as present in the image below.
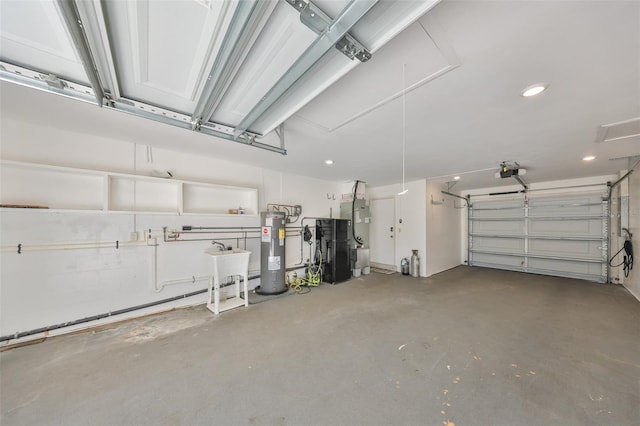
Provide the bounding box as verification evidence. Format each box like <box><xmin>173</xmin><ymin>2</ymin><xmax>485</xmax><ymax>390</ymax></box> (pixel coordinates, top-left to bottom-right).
<box><xmin>211</xmin><ymin>241</ymin><xmax>226</xmax><ymax>251</ymax></box>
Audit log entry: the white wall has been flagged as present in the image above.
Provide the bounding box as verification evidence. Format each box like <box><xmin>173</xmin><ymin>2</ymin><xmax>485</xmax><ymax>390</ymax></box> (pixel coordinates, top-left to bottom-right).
<box><xmin>623</xmin><ymin>157</ymin><xmax>640</xmax><ymax>300</ymax></box>
<box><xmin>262</xmin><ymin>168</ymin><xmax>341</xmax><ymax>267</ymax></box>
<box><xmin>425</xmin><ymin>180</ymin><xmax>462</xmax><ymax>276</ymax></box>
<box><xmin>368</xmin><ymin>179</ymin><xmax>427</xmax><ymax>276</ymax></box>
<box><xmin>0</xmin><ymin>116</ymin><xmax>341</xmax><ymax>342</ymax></box>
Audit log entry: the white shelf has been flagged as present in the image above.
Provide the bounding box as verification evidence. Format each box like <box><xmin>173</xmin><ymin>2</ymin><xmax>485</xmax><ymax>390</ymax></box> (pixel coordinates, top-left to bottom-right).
<box><xmin>0</xmin><ymin>160</ymin><xmax>258</xmax><ymax>216</ymax></box>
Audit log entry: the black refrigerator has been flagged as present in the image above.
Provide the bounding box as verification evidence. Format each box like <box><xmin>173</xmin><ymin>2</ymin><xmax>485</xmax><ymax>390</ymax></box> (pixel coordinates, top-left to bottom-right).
<box><xmin>316</xmin><ymin>219</ymin><xmax>351</xmax><ymax>284</ymax></box>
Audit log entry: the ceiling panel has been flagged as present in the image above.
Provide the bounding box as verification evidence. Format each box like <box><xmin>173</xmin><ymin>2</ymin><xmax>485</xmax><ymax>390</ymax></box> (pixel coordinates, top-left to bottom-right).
<box><xmin>1</xmin><ymin>0</ymin><xmax>445</xmax><ymax>153</ymax></box>
<box><xmin>6</xmin><ymin>0</ymin><xmax>635</xmax><ymax>192</ymax></box>
<box><xmin>352</xmin><ymin>0</ymin><xmax>440</xmax><ymax>51</ymax></box>
<box><xmin>209</xmin><ymin>2</ymin><xmax>317</xmax><ymax>127</ymax></box>
<box><xmin>0</xmin><ymin>0</ymin><xmax>87</xmax><ymax>84</ymax></box>
<box><xmin>293</xmin><ymin>21</ymin><xmax>452</xmax><ymax>130</ymax></box>
<box><xmin>103</xmin><ymin>0</ymin><xmax>235</xmax><ymax>113</ymax></box>
<box><xmin>248</xmin><ymin>0</ymin><xmax>442</xmax><ymax>135</ymax></box>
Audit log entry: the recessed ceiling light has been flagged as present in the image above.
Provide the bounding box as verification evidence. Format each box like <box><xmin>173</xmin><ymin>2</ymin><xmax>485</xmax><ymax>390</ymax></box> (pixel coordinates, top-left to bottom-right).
<box><xmin>521</xmin><ymin>83</ymin><xmax>549</xmax><ymax>97</ymax></box>
<box><xmin>325</xmin><ymin>160</ymin><xmax>334</xmax><ymax>165</ymax></box>
<box><xmin>582</xmin><ymin>156</ymin><xmax>596</xmax><ymax>161</ymax></box>
<box><xmin>453</xmin><ymin>176</ymin><xmax>461</xmax><ymax>180</ymax></box>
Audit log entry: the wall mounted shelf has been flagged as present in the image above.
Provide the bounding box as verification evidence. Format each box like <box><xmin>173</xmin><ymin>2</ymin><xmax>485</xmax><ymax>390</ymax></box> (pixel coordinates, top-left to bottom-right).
<box><xmin>0</xmin><ymin>160</ymin><xmax>258</xmax><ymax>216</ymax></box>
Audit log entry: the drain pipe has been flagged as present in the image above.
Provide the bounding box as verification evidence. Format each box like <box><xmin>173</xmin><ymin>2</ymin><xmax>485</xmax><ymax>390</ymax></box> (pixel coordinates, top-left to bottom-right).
<box><xmin>1</xmin><ymin>274</ymin><xmax>262</xmax><ymax>344</ymax></box>
<box><xmin>0</xmin><ymin>288</ymin><xmax>209</xmax><ymax>344</ymax></box>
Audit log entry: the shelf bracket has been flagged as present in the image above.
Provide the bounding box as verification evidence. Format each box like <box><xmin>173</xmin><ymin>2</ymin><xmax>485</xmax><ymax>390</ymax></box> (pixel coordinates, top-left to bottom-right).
<box><xmin>286</xmin><ymin>0</ymin><xmax>372</xmax><ymax>62</ymax></box>
<box><xmin>274</xmin><ymin>123</ymin><xmax>286</xmax><ymax>150</ymax></box>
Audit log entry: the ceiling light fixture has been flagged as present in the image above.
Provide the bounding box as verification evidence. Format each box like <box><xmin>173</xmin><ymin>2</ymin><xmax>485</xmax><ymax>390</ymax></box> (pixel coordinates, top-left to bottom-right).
<box><xmin>521</xmin><ymin>83</ymin><xmax>549</xmax><ymax>97</ymax></box>
<box><xmin>583</xmin><ymin>155</ymin><xmax>596</xmax><ymax>161</ymax></box>
<box><xmin>325</xmin><ymin>159</ymin><xmax>334</xmax><ymax>165</ymax></box>
<box><xmin>398</xmin><ymin>63</ymin><xmax>408</xmax><ymax>196</ymax></box>
<box><xmin>453</xmin><ymin>176</ymin><xmax>460</xmax><ymax>180</ymax></box>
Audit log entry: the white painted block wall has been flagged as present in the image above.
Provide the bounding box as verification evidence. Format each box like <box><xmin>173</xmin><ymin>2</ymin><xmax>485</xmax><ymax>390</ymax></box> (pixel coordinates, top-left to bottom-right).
<box><xmin>367</xmin><ymin>179</ymin><xmax>462</xmax><ymax>277</ymax></box>
<box><xmin>425</xmin><ymin>180</ymin><xmax>462</xmax><ymax>276</ymax></box>
<box><xmin>623</xmin><ymin>157</ymin><xmax>640</xmax><ymax>300</ymax></box>
<box><xmin>0</xmin><ymin>117</ymin><xmax>341</xmax><ymax>341</ymax></box>
<box><xmin>369</xmin><ymin>180</ymin><xmax>429</xmax><ymax>276</ymax></box>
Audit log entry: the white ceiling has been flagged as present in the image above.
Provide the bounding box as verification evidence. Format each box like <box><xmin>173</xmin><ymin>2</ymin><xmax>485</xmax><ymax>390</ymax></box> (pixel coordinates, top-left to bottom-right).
<box><xmin>1</xmin><ymin>0</ymin><xmax>639</xmax><ymax>191</ymax></box>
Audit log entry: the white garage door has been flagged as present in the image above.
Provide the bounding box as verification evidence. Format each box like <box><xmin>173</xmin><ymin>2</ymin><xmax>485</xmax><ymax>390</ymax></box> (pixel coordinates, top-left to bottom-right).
<box><xmin>468</xmin><ymin>191</ymin><xmax>609</xmax><ymax>282</ymax></box>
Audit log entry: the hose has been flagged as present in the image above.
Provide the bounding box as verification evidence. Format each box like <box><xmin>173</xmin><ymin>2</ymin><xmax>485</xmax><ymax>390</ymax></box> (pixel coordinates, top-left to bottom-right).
<box><xmin>609</xmin><ymin>230</ymin><xmax>633</xmax><ymax>278</ymax></box>
<box><xmin>288</xmin><ymin>249</ymin><xmax>322</xmax><ymax>292</ymax></box>
<box><xmin>352</xmin><ymin>180</ymin><xmax>364</xmax><ymax>246</ymax></box>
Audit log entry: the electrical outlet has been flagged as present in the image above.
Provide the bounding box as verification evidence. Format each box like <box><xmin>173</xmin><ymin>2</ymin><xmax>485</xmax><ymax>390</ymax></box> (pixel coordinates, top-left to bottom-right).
<box><xmin>130</xmin><ymin>231</ymin><xmax>139</xmax><ymax>241</ymax></box>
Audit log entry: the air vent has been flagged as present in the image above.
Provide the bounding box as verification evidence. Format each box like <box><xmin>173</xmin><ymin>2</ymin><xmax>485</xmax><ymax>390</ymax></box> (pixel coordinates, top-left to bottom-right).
<box><xmin>596</xmin><ymin>117</ymin><xmax>640</xmax><ymax>143</ymax></box>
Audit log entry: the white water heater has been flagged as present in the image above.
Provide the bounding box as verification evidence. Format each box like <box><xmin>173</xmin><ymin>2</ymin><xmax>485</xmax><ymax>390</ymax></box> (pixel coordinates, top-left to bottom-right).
<box><xmin>258</xmin><ymin>212</ymin><xmax>287</xmax><ymax>294</ymax></box>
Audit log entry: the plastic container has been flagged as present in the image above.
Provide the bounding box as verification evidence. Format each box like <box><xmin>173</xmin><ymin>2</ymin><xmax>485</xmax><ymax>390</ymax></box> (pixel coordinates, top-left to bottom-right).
<box><xmin>401</xmin><ymin>258</ymin><xmax>410</xmax><ymax>275</ymax></box>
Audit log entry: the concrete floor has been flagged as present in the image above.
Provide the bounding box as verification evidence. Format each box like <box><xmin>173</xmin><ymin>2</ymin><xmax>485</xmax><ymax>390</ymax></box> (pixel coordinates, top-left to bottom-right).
<box><xmin>1</xmin><ymin>266</ymin><xmax>639</xmax><ymax>426</ymax></box>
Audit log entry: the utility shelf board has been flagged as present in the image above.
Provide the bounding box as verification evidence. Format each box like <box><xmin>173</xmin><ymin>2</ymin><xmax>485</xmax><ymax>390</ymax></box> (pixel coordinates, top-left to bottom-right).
<box><xmin>180</xmin><ymin>212</ymin><xmax>259</xmax><ymax>218</ymax></box>
<box><xmin>0</xmin><ymin>207</ymin><xmax>108</xmax><ymax>214</ymax></box>
<box><xmin>107</xmin><ymin>210</ymin><xmax>180</xmax><ymax>216</ymax></box>
<box><xmin>1</xmin><ymin>159</ymin><xmax>258</xmax><ymax>217</ymax></box>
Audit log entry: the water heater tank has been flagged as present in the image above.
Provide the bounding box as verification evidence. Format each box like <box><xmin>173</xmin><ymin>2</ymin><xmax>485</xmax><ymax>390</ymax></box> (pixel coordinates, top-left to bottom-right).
<box><xmin>258</xmin><ymin>212</ymin><xmax>287</xmax><ymax>294</ymax></box>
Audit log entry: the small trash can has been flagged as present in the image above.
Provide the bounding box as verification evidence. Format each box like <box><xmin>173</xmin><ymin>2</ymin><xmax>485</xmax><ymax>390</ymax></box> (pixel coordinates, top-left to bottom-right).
<box><xmin>401</xmin><ymin>258</ymin><xmax>410</xmax><ymax>275</ymax></box>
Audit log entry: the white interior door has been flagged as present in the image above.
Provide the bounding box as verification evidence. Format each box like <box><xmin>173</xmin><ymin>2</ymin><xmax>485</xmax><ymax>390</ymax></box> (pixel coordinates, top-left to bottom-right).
<box><xmin>370</xmin><ymin>198</ymin><xmax>395</xmax><ymax>268</ymax></box>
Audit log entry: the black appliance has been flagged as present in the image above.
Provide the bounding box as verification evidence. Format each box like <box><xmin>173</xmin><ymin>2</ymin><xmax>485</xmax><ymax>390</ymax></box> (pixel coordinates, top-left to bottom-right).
<box><xmin>316</xmin><ymin>219</ymin><xmax>351</xmax><ymax>284</ymax></box>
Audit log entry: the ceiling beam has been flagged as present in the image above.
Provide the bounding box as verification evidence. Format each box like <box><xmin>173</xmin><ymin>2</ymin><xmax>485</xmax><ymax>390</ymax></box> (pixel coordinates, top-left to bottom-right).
<box><xmin>55</xmin><ymin>0</ymin><xmax>105</xmax><ymax>106</ymax></box>
<box><xmin>0</xmin><ymin>61</ymin><xmax>98</xmax><ymax>105</ymax></box>
<box><xmin>191</xmin><ymin>0</ymin><xmax>276</xmax><ymax>129</ymax></box>
<box><xmin>0</xmin><ymin>60</ymin><xmax>286</xmax><ymax>155</ymax></box>
<box><xmin>74</xmin><ymin>0</ymin><xmax>121</xmax><ymax>102</ymax></box>
<box><xmin>286</xmin><ymin>0</ymin><xmax>372</xmax><ymax>62</ymax></box>
<box><xmin>233</xmin><ymin>0</ymin><xmax>379</xmax><ymax>139</ymax></box>
<box><xmin>109</xmin><ymin>98</ymin><xmax>287</xmax><ymax>155</ymax></box>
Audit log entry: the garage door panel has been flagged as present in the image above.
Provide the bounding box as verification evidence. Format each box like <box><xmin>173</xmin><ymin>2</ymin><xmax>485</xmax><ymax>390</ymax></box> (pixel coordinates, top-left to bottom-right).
<box><xmin>468</xmin><ymin>191</ymin><xmax>608</xmax><ymax>283</ymax></box>
<box><xmin>528</xmin><ymin>239</ymin><xmax>603</xmax><ymax>260</ymax></box>
<box><xmin>473</xmin><ymin>220</ymin><xmax>525</xmax><ymax>235</ymax></box>
<box><xmin>529</xmin><ymin>218</ymin><xmax>602</xmax><ymax>237</ymax></box>
<box><xmin>473</xmin><ymin>236</ymin><xmax>524</xmax><ymax>253</ymax></box>
<box><xmin>471</xmin><ymin>199</ymin><xmax>522</xmax><ymax>214</ymax></box>
<box><xmin>528</xmin><ymin>258</ymin><xmax>604</xmax><ymax>278</ymax></box>
<box><xmin>472</xmin><ymin>253</ymin><xmax>524</xmax><ymax>268</ymax></box>
<box><xmin>528</xmin><ymin>195</ymin><xmax>603</xmax><ymax>216</ymax></box>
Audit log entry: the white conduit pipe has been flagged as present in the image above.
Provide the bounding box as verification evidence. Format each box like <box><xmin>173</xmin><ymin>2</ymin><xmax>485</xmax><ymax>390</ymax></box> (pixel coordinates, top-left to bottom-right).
<box><xmin>149</xmin><ymin>237</ymin><xmax>210</xmax><ymax>293</ymax></box>
<box><xmin>0</xmin><ymin>240</ymin><xmax>148</xmax><ymax>252</ymax></box>
<box><xmin>1</xmin><ymin>236</ymin><xmax>208</xmax><ymax>294</ymax></box>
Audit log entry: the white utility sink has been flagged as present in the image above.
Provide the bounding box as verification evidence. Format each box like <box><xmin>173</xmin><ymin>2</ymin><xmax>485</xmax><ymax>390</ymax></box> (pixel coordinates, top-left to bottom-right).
<box><xmin>204</xmin><ymin>248</ymin><xmax>251</xmax><ymax>314</ymax></box>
